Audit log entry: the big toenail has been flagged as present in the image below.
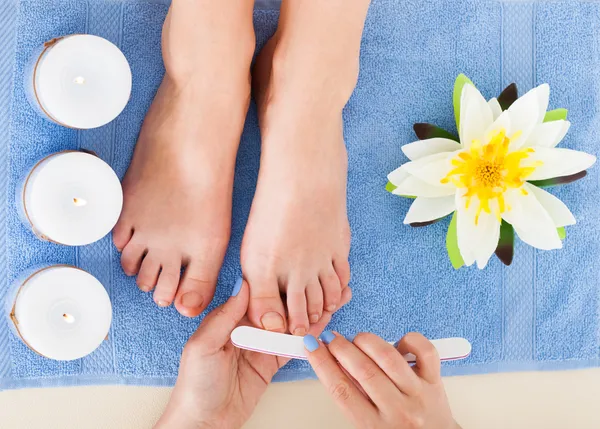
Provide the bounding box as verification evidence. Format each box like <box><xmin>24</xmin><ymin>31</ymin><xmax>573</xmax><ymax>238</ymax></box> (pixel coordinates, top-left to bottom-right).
<box><xmin>261</xmin><ymin>312</ymin><xmax>285</xmax><ymax>331</ymax></box>
<box><xmin>309</xmin><ymin>313</ymin><xmax>320</xmax><ymax>323</ymax></box>
<box><xmin>294</xmin><ymin>327</ymin><xmax>307</xmax><ymax>336</ymax></box>
<box><xmin>156</xmin><ymin>300</ymin><xmax>170</xmax><ymax>307</ymax></box>
<box><xmin>181</xmin><ymin>292</ymin><xmax>203</xmax><ymax>308</ymax></box>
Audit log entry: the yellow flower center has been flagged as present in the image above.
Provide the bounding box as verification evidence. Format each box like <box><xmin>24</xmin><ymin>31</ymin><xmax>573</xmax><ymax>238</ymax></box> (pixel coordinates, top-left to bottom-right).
<box><xmin>441</xmin><ymin>130</ymin><xmax>540</xmax><ymax>224</ymax></box>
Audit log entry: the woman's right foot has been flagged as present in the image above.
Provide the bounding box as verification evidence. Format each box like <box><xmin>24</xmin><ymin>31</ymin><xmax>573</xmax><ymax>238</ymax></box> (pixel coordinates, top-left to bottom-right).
<box><xmin>240</xmin><ymin>20</ymin><xmax>363</xmax><ymax>335</ymax></box>
<box><xmin>113</xmin><ymin>1</ymin><xmax>255</xmax><ymax>317</ymax></box>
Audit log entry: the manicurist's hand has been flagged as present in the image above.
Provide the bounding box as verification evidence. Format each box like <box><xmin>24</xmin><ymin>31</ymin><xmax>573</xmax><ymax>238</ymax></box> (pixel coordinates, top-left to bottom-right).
<box><xmin>305</xmin><ymin>331</ymin><xmax>461</xmax><ymax>429</ymax></box>
<box><xmin>154</xmin><ymin>278</ymin><xmax>352</xmax><ymax>429</ymax></box>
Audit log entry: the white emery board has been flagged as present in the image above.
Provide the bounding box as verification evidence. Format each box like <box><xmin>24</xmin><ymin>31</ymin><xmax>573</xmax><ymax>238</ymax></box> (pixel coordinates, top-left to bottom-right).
<box><xmin>230</xmin><ymin>326</ymin><xmax>472</xmax><ymax>362</ymax></box>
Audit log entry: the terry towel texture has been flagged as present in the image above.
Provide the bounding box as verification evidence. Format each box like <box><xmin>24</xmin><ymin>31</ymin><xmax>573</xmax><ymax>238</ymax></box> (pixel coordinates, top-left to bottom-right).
<box><xmin>0</xmin><ymin>0</ymin><xmax>599</xmax><ymax>390</ymax></box>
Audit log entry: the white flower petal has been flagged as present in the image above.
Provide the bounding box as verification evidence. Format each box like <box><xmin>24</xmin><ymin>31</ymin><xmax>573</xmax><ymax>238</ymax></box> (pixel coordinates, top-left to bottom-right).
<box><xmin>507</xmin><ymin>84</ymin><xmax>549</xmax><ymax>150</ymax></box>
<box><xmin>483</xmin><ymin>110</ymin><xmax>511</xmax><ymax>143</ymax></box>
<box><xmin>501</xmin><ymin>188</ymin><xmax>562</xmax><ymax>250</ymax></box>
<box><xmin>474</xmin><ymin>212</ymin><xmax>501</xmax><ymax>269</ymax></box>
<box><xmin>455</xmin><ymin>192</ymin><xmax>500</xmax><ymax>268</ymax></box>
<box><xmin>392</xmin><ymin>175</ymin><xmax>455</xmax><ymax>198</ymax></box>
<box><xmin>401</xmin><ymin>138</ymin><xmax>462</xmax><ymax>161</ymax></box>
<box><xmin>402</xmin><ymin>151</ymin><xmax>459</xmax><ymax>186</ymax></box>
<box><xmin>525</xmin><ymin>120</ymin><xmax>570</xmax><ymax>149</ymax></box>
<box><xmin>525</xmin><ymin>147</ymin><xmax>596</xmax><ymax>180</ymax></box>
<box><xmin>403</xmin><ymin>196</ymin><xmax>456</xmax><ymax>224</ymax></box>
<box><xmin>387</xmin><ymin>165</ymin><xmax>409</xmax><ymax>186</ymax></box>
<box><xmin>459</xmin><ymin>84</ymin><xmax>493</xmax><ymax>149</ymax></box>
<box><xmin>525</xmin><ymin>183</ymin><xmax>575</xmax><ymax>227</ymax></box>
<box><xmin>488</xmin><ymin>97</ymin><xmax>502</xmax><ymax>121</ymax></box>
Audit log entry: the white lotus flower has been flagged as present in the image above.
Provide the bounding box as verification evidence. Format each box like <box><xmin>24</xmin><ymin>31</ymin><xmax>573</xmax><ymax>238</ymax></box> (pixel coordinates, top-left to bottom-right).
<box><xmin>388</xmin><ymin>81</ymin><xmax>596</xmax><ymax>269</ymax></box>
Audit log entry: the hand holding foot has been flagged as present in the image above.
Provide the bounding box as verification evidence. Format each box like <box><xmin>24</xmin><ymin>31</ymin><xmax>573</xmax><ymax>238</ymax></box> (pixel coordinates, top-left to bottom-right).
<box><xmin>154</xmin><ymin>279</ymin><xmax>352</xmax><ymax>429</ymax></box>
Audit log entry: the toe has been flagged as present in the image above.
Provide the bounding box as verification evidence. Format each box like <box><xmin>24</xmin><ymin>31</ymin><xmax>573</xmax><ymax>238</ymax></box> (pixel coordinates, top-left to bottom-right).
<box><xmin>305</xmin><ymin>280</ymin><xmax>324</xmax><ymax>324</ymax></box>
<box><xmin>246</xmin><ymin>274</ymin><xmax>287</xmax><ymax>333</ymax></box>
<box><xmin>333</xmin><ymin>257</ymin><xmax>351</xmax><ymax>289</ymax></box>
<box><xmin>320</xmin><ymin>266</ymin><xmax>342</xmax><ymax>312</ymax></box>
<box><xmin>121</xmin><ymin>238</ymin><xmax>147</xmax><ymax>276</ymax></box>
<box><xmin>174</xmin><ymin>261</ymin><xmax>217</xmax><ymax>318</ymax></box>
<box><xmin>112</xmin><ymin>219</ymin><xmax>134</xmax><ymax>252</ymax></box>
<box><xmin>137</xmin><ymin>252</ymin><xmax>161</xmax><ymax>292</ymax></box>
<box><xmin>287</xmin><ymin>282</ymin><xmax>309</xmax><ymax>336</ymax></box>
<box><xmin>153</xmin><ymin>255</ymin><xmax>182</xmax><ymax>308</ymax></box>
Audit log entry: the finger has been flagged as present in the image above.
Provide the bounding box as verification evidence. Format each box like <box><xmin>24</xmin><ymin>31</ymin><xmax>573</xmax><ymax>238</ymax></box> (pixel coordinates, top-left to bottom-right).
<box><xmin>323</xmin><ymin>332</ymin><xmax>403</xmax><ymax>406</ymax></box>
<box><xmin>187</xmin><ymin>278</ymin><xmax>249</xmax><ymax>355</ymax></box>
<box><xmin>352</xmin><ymin>332</ymin><xmax>420</xmax><ymax>396</ymax></box>
<box><xmin>304</xmin><ymin>334</ymin><xmax>377</xmax><ymax>424</ymax></box>
<box><xmin>396</xmin><ymin>332</ymin><xmax>441</xmax><ymax>384</ymax></box>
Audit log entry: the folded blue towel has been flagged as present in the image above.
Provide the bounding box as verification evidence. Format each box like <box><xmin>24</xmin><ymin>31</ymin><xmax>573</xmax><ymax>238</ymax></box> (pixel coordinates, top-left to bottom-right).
<box><xmin>1</xmin><ymin>0</ymin><xmax>599</xmax><ymax>390</ymax></box>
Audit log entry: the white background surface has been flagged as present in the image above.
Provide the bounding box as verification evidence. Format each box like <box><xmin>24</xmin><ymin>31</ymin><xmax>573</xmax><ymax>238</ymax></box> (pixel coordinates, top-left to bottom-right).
<box><xmin>1</xmin><ymin>368</ymin><xmax>599</xmax><ymax>428</ymax></box>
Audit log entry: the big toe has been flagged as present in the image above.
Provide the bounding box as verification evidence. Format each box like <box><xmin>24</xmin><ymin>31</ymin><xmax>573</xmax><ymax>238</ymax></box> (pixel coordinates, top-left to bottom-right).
<box><xmin>112</xmin><ymin>217</ymin><xmax>134</xmax><ymax>252</ymax></box>
<box><xmin>246</xmin><ymin>274</ymin><xmax>287</xmax><ymax>333</ymax></box>
<box><xmin>174</xmin><ymin>261</ymin><xmax>217</xmax><ymax>318</ymax></box>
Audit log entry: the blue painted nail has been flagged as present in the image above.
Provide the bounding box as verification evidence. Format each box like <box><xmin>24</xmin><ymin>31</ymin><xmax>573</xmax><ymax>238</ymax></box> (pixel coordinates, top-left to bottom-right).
<box><xmin>393</xmin><ymin>341</ymin><xmax>399</xmax><ymax>348</ymax></box>
<box><xmin>231</xmin><ymin>277</ymin><xmax>243</xmax><ymax>297</ymax></box>
<box><xmin>320</xmin><ymin>330</ymin><xmax>336</xmax><ymax>345</ymax></box>
<box><xmin>304</xmin><ymin>335</ymin><xmax>320</xmax><ymax>352</ymax></box>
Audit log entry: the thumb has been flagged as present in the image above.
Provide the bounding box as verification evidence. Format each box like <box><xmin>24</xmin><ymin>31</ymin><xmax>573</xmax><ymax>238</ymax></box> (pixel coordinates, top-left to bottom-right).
<box><xmin>188</xmin><ymin>277</ymin><xmax>249</xmax><ymax>355</ymax></box>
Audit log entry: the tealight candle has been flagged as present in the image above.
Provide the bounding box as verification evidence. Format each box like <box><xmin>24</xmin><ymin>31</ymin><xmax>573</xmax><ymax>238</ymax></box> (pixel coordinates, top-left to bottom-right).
<box><xmin>20</xmin><ymin>151</ymin><xmax>123</xmax><ymax>246</ymax></box>
<box><xmin>26</xmin><ymin>34</ymin><xmax>132</xmax><ymax>129</ymax></box>
<box><xmin>7</xmin><ymin>265</ymin><xmax>112</xmax><ymax>361</ymax></box>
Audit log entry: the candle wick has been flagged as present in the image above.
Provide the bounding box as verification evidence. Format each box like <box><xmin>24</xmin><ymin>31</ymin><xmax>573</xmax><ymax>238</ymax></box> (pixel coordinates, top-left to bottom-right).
<box><xmin>74</xmin><ymin>76</ymin><xmax>86</xmax><ymax>85</ymax></box>
<box><xmin>73</xmin><ymin>197</ymin><xmax>87</xmax><ymax>207</ymax></box>
<box><xmin>62</xmin><ymin>313</ymin><xmax>75</xmax><ymax>324</ymax></box>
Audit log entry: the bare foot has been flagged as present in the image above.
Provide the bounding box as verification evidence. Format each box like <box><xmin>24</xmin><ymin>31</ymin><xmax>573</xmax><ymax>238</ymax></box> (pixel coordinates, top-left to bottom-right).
<box><xmin>241</xmin><ymin>29</ymin><xmax>359</xmax><ymax>335</ymax></box>
<box><xmin>113</xmin><ymin>1</ymin><xmax>255</xmax><ymax>317</ymax></box>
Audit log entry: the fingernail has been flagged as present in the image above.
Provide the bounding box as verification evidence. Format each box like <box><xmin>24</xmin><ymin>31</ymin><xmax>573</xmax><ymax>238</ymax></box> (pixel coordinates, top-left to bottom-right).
<box><xmin>156</xmin><ymin>300</ymin><xmax>170</xmax><ymax>307</ymax></box>
<box><xmin>294</xmin><ymin>327</ymin><xmax>307</xmax><ymax>336</ymax></box>
<box><xmin>304</xmin><ymin>335</ymin><xmax>319</xmax><ymax>352</ymax></box>
<box><xmin>347</xmin><ymin>334</ymin><xmax>356</xmax><ymax>342</ymax></box>
<box><xmin>231</xmin><ymin>277</ymin><xmax>243</xmax><ymax>297</ymax></box>
<box><xmin>320</xmin><ymin>330</ymin><xmax>336</xmax><ymax>345</ymax></box>
<box><xmin>261</xmin><ymin>312</ymin><xmax>285</xmax><ymax>331</ymax></box>
<box><xmin>309</xmin><ymin>313</ymin><xmax>320</xmax><ymax>323</ymax></box>
<box><xmin>393</xmin><ymin>341</ymin><xmax>399</xmax><ymax>348</ymax></box>
<box><xmin>181</xmin><ymin>291</ymin><xmax>203</xmax><ymax>308</ymax></box>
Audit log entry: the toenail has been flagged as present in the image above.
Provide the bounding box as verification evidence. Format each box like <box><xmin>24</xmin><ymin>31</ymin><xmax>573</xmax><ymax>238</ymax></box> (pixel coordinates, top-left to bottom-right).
<box><xmin>320</xmin><ymin>330</ymin><xmax>336</xmax><ymax>345</ymax></box>
<box><xmin>139</xmin><ymin>285</ymin><xmax>151</xmax><ymax>292</ymax></box>
<box><xmin>156</xmin><ymin>300</ymin><xmax>170</xmax><ymax>307</ymax></box>
<box><xmin>181</xmin><ymin>292</ymin><xmax>203</xmax><ymax>309</ymax></box>
<box><xmin>294</xmin><ymin>327</ymin><xmax>307</xmax><ymax>336</ymax></box>
<box><xmin>327</xmin><ymin>304</ymin><xmax>337</xmax><ymax>312</ymax></box>
<box><xmin>309</xmin><ymin>313</ymin><xmax>320</xmax><ymax>324</ymax></box>
<box><xmin>261</xmin><ymin>312</ymin><xmax>285</xmax><ymax>332</ymax></box>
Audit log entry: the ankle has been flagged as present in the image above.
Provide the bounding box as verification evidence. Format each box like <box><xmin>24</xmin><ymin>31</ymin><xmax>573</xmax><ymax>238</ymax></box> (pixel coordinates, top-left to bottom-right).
<box><xmin>266</xmin><ymin>33</ymin><xmax>360</xmax><ymax>112</ymax></box>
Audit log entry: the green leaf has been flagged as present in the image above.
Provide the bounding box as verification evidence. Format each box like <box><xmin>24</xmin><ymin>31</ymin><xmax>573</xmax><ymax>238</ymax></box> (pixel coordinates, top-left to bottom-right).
<box><xmin>446</xmin><ymin>212</ymin><xmax>464</xmax><ymax>269</ymax></box>
<box><xmin>528</xmin><ymin>170</ymin><xmax>587</xmax><ymax>188</ymax></box>
<box><xmin>497</xmin><ymin>83</ymin><xmax>518</xmax><ymax>111</ymax></box>
<box><xmin>453</xmin><ymin>74</ymin><xmax>474</xmax><ymax>131</ymax></box>
<box><xmin>557</xmin><ymin>226</ymin><xmax>566</xmax><ymax>240</ymax></box>
<box><xmin>413</xmin><ymin>123</ymin><xmax>459</xmax><ymax>142</ymax></box>
<box><xmin>385</xmin><ymin>181</ymin><xmax>397</xmax><ymax>193</ymax></box>
<box><xmin>494</xmin><ymin>221</ymin><xmax>514</xmax><ymax>266</ymax></box>
<box><xmin>544</xmin><ymin>108</ymin><xmax>568</xmax><ymax>122</ymax></box>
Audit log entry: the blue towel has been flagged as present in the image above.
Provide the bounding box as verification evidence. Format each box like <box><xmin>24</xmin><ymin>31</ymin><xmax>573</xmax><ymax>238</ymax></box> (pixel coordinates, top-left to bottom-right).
<box><xmin>1</xmin><ymin>0</ymin><xmax>599</xmax><ymax>390</ymax></box>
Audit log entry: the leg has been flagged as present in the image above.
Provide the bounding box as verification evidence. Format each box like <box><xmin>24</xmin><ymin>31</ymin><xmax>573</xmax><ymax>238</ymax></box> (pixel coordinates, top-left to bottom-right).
<box><xmin>113</xmin><ymin>0</ymin><xmax>256</xmax><ymax>317</ymax></box>
<box><xmin>242</xmin><ymin>0</ymin><xmax>371</xmax><ymax>334</ymax></box>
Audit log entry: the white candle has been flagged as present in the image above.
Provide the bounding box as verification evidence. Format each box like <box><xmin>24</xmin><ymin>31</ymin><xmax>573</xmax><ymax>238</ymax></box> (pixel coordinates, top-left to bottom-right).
<box><xmin>20</xmin><ymin>151</ymin><xmax>123</xmax><ymax>246</ymax></box>
<box><xmin>27</xmin><ymin>34</ymin><xmax>132</xmax><ymax>129</ymax></box>
<box><xmin>7</xmin><ymin>266</ymin><xmax>112</xmax><ymax>361</ymax></box>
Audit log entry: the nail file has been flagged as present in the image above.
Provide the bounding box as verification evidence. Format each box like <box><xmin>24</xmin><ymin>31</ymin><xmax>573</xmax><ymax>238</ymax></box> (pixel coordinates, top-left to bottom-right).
<box><xmin>230</xmin><ymin>326</ymin><xmax>472</xmax><ymax>362</ymax></box>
